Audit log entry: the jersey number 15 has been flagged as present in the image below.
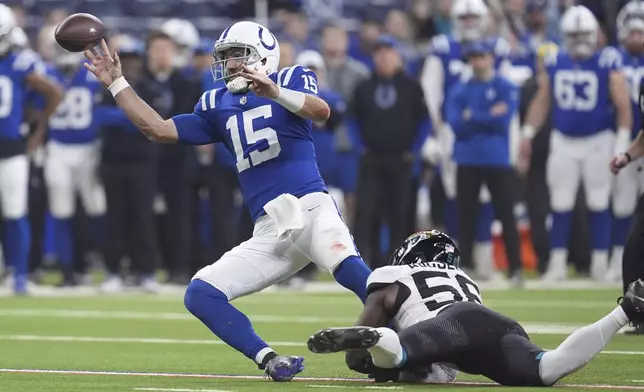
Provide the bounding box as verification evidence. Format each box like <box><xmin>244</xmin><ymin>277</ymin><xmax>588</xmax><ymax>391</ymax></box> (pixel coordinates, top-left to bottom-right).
<box><xmin>226</xmin><ymin>105</ymin><xmax>282</xmax><ymax>173</ymax></box>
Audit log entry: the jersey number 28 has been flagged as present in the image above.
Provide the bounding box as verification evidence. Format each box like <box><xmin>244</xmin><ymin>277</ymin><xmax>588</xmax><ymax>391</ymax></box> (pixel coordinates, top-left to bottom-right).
<box><xmin>227</xmin><ymin>105</ymin><xmax>282</xmax><ymax>173</ymax></box>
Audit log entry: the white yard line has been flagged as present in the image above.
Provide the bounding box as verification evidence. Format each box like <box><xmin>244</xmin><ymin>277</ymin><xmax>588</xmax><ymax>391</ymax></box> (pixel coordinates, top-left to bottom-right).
<box><xmin>0</xmin><ymin>334</ymin><xmax>642</xmax><ymax>354</ymax></box>
<box><xmin>0</xmin><ymin>368</ymin><xmax>643</xmax><ymax>390</ymax></box>
<box><xmin>306</xmin><ymin>386</ymin><xmax>404</xmax><ymax>390</ymax></box>
<box><xmin>134</xmin><ymin>388</ymin><xmax>232</xmax><ymax>392</ymax></box>
<box><xmin>0</xmin><ymin>309</ymin><xmax>622</xmax><ymax>331</ymax></box>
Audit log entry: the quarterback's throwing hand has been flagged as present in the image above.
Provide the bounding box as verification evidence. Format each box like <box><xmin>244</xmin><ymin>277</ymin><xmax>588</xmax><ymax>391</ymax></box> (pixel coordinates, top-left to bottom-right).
<box><xmin>83</xmin><ymin>39</ymin><xmax>123</xmax><ymax>87</ymax></box>
<box><xmin>241</xmin><ymin>65</ymin><xmax>279</xmax><ymax>99</ymax></box>
<box><xmin>610</xmin><ymin>153</ymin><xmax>631</xmax><ymax>175</ymax></box>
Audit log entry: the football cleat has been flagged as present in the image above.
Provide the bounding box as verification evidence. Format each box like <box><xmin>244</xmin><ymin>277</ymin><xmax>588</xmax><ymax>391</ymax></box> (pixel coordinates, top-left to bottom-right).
<box><xmin>618</xmin><ymin>279</ymin><xmax>644</xmax><ymax>325</ymax></box>
<box><xmin>307</xmin><ymin>327</ymin><xmax>381</xmax><ymax>354</ymax></box>
<box><xmin>264</xmin><ymin>355</ymin><xmax>304</xmax><ymax>381</ymax></box>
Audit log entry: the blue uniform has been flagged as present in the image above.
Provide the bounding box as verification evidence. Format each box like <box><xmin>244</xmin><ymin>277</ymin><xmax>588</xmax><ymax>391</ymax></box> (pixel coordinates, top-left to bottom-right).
<box><xmin>447</xmin><ymin>76</ymin><xmax>518</xmax><ymax>168</ymax></box>
<box><xmin>47</xmin><ymin>64</ymin><xmax>102</xmax><ymax>144</ymax></box>
<box><xmin>619</xmin><ymin>49</ymin><xmax>644</xmax><ymax>138</ymax></box>
<box><xmin>174</xmin><ymin>65</ymin><xmax>327</xmax><ymax>221</ymax></box>
<box><xmin>0</xmin><ymin>51</ymin><xmax>40</xmax><ymax>156</ymax></box>
<box><xmin>312</xmin><ymin>88</ymin><xmax>344</xmax><ymax>186</ymax></box>
<box><xmin>546</xmin><ymin>47</ymin><xmax>621</xmax><ymax>137</ymax></box>
<box><xmin>429</xmin><ymin>34</ymin><xmax>511</xmax><ymax>117</ymax></box>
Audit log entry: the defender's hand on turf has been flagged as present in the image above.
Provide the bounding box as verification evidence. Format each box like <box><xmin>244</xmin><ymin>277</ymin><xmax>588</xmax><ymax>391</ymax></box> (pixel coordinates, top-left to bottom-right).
<box><xmin>83</xmin><ymin>39</ymin><xmax>123</xmax><ymax>87</ymax></box>
<box><xmin>241</xmin><ymin>65</ymin><xmax>279</xmax><ymax>99</ymax></box>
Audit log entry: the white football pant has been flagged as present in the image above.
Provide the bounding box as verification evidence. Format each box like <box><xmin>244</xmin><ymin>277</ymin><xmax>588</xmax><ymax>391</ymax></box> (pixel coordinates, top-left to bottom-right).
<box><xmin>44</xmin><ymin>140</ymin><xmax>106</xmax><ymax>219</ymax></box>
<box><xmin>612</xmin><ymin>157</ymin><xmax>644</xmax><ymax>218</ymax></box>
<box><xmin>547</xmin><ymin>130</ymin><xmax>614</xmax><ymax>212</ymax></box>
<box><xmin>0</xmin><ymin>154</ymin><xmax>29</xmax><ymax>219</ymax></box>
<box><xmin>193</xmin><ymin>192</ymin><xmax>360</xmax><ymax>300</ymax></box>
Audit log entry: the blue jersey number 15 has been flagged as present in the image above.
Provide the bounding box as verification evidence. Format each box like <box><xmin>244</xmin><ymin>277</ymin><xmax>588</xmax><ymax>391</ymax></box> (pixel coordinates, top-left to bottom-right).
<box><xmin>227</xmin><ymin>104</ymin><xmax>282</xmax><ymax>173</ymax></box>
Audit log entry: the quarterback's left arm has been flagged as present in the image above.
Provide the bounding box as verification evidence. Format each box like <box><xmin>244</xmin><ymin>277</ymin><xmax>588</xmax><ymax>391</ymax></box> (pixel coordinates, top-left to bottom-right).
<box><xmin>241</xmin><ymin>65</ymin><xmax>330</xmax><ymax>122</ymax></box>
<box><xmin>610</xmin><ymin>70</ymin><xmax>633</xmax><ymax>155</ymax></box>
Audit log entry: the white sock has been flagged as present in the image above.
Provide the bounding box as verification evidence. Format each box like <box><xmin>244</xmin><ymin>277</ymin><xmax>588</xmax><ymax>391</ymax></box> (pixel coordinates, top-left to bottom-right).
<box><xmin>544</xmin><ymin>249</ymin><xmax>567</xmax><ymax>278</ymax></box>
<box><xmin>368</xmin><ymin>327</ymin><xmax>405</xmax><ymax>369</ymax></box>
<box><xmin>474</xmin><ymin>242</ymin><xmax>494</xmax><ymax>278</ymax></box>
<box><xmin>255</xmin><ymin>347</ymin><xmax>275</xmax><ymax>365</ymax></box>
<box><xmin>590</xmin><ymin>250</ymin><xmax>609</xmax><ymax>280</ymax></box>
<box><xmin>538</xmin><ymin>306</ymin><xmax>629</xmax><ymax>385</ymax></box>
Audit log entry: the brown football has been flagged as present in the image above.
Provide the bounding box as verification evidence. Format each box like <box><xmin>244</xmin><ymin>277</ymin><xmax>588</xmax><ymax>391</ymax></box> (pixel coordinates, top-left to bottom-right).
<box><xmin>54</xmin><ymin>13</ymin><xmax>106</xmax><ymax>52</ymax></box>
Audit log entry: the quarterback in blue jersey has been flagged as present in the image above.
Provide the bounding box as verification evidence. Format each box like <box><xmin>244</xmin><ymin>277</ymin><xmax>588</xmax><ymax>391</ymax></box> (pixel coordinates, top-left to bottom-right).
<box><xmin>83</xmin><ymin>22</ymin><xmax>372</xmax><ymax>381</ymax></box>
<box><xmin>522</xmin><ymin>5</ymin><xmax>632</xmax><ymax>282</ymax></box>
<box><xmin>419</xmin><ymin>0</ymin><xmax>510</xmax><ymax>279</ymax></box>
<box><xmin>611</xmin><ymin>1</ymin><xmax>644</xmax><ymax>282</ymax></box>
<box><xmin>0</xmin><ymin>5</ymin><xmax>62</xmax><ymax>294</ymax></box>
<box><xmin>43</xmin><ymin>41</ymin><xmax>105</xmax><ymax>286</ymax></box>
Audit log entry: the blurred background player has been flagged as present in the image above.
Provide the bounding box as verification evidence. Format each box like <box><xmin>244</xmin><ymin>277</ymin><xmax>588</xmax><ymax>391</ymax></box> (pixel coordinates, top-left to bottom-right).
<box><xmin>0</xmin><ymin>4</ymin><xmax>61</xmax><ymax>294</ymax></box>
<box><xmin>446</xmin><ymin>38</ymin><xmax>523</xmax><ymax>285</ymax></box>
<box><xmin>611</xmin><ymin>1</ymin><xmax>644</xmax><ymax>283</ymax></box>
<box><xmin>522</xmin><ymin>5</ymin><xmax>632</xmax><ymax>282</ymax></box>
<box><xmin>43</xmin><ymin>36</ymin><xmax>106</xmax><ymax>286</ymax></box>
<box><xmin>419</xmin><ymin>0</ymin><xmax>511</xmax><ymax>279</ymax></box>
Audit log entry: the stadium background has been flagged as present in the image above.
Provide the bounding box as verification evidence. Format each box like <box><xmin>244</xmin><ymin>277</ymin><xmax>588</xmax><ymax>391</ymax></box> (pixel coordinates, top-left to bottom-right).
<box><xmin>0</xmin><ymin>0</ymin><xmax>637</xmax><ymax>290</ymax></box>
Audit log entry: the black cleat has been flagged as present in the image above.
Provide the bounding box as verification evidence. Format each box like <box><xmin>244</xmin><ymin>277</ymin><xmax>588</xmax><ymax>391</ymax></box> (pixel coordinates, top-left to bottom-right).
<box><xmin>619</xmin><ymin>279</ymin><xmax>644</xmax><ymax>325</ymax></box>
<box><xmin>307</xmin><ymin>327</ymin><xmax>381</xmax><ymax>354</ymax></box>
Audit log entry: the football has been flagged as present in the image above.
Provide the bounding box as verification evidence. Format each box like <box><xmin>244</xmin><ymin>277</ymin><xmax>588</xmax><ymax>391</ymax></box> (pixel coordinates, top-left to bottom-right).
<box><xmin>54</xmin><ymin>13</ymin><xmax>106</xmax><ymax>52</ymax></box>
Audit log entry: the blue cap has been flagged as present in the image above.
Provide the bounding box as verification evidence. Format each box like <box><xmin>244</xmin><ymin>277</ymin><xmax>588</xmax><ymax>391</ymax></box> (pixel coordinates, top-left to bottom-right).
<box><xmin>374</xmin><ymin>34</ymin><xmax>399</xmax><ymax>51</ymax></box>
<box><xmin>119</xmin><ymin>38</ymin><xmax>144</xmax><ymax>56</ymax></box>
<box><xmin>462</xmin><ymin>39</ymin><xmax>495</xmax><ymax>59</ymax></box>
<box><xmin>195</xmin><ymin>38</ymin><xmax>215</xmax><ymax>55</ymax></box>
<box><xmin>526</xmin><ymin>0</ymin><xmax>548</xmax><ymax>13</ymax></box>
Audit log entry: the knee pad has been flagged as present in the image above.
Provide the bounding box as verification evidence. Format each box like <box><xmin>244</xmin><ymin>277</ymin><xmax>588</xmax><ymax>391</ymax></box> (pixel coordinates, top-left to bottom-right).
<box><xmin>184</xmin><ymin>279</ymin><xmax>228</xmax><ymax>316</ymax></box>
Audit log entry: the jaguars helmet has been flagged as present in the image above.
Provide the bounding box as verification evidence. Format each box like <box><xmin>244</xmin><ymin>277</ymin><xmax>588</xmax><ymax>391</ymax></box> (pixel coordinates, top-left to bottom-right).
<box><xmin>617</xmin><ymin>1</ymin><xmax>644</xmax><ymax>43</ymax></box>
<box><xmin>390</xmin><ymin>230</ymin><xmax>460</xmax><ymax>268</ymax></box>
<box><xmin>560</xmin><ymin>5</ymin><xmax>599</xmax><ymax>58</ymax></box>
<box><xmin>211</xmin><ymin>21</ymin><xmax>280</xmax><ymax>93</ymax></box>
<box><xmin>451</xmin><ymin>0</ymin><xmax>489</xmax><ymax>42</ymax></box>
<box><xmin>0</xmin><ymin>4</ymin><xmax>16</xmax><ymax>57</ymax></box>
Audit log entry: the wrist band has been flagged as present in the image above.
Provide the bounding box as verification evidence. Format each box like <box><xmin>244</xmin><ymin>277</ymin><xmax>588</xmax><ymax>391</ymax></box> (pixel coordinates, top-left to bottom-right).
<box><xmin>108</xmin><ymin>76</ymin><xmax>130</xmax><ymax>97</ymax></box>
<box><xmin>272</xmin><ymin>87</ymin><xmax>306</xmax><ymax>113</ymax></box>
<box><xmin>523</xmin><ymin>125</ymin><xmax>536</xmax><ymax>140</ymax></box>
<box><xmin>625</xmin><ymin>152</ymin><xmax>632</xmax><ymax>163</ymax></box>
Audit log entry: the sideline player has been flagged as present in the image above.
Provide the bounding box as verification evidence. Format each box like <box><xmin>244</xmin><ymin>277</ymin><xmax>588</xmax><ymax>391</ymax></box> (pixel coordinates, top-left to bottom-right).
<box><xmin>521</xmin><ymin>5</ymin><xmax>632</xmax><ymax>281</ymax></box>
<box><xmin>419</xmin><ymin>0</ymin><xmax>511</xmax><ymax>279</ymax></box>
<box><xmin>611</xmin><ymin>1</ymin><xmax>644</xmax><ymax>282</ymax></box>
<box><xmin>44</xmin><ymin>38</ymin><xmax>106</xmax><ymax>286</ymax></box>
<box><xmin>308</xmin><ymin>230</ymin><xmax>644</xmax><ymax>386</ymax></box>
<box><xmin>0</xmin><ymin>5</ymin><xmax>62</xmax><ymax>294</ymax></box>
<box><xmin>82</xmin><ymin>21</ymin><xmax>372</xmax><ymax>381</ymax></box>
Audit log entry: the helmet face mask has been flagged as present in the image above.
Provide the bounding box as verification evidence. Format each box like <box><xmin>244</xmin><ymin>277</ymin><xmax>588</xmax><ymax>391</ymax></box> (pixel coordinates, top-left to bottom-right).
<box><xmin>560</xmin><ymin>6</ymin><xmax>598</xmax><ymax>58</ymax></box>
<box><xmin>211</xmin><ymin>21</ymin><xmax>280</xmax><ymax>93</ymax></box>
<box><xmin>389</xmin><ymin>230</ymin><xmax>460</xmax><ymax>268</ymax></box>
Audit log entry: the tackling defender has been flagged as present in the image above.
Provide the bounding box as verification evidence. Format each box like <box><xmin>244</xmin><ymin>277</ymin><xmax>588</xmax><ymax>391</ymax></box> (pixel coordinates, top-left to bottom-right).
<box><xmin>0</xmin><ymin>5</ymin><xmax>61</xmax><ymax>294</ymax></box>
<box><xmin>308</xmin><ymin>230</ymin><xmax>644</xmax><ymax>386</ymax></box>
<box><xmin>82</xmin><ymin>22</ymin><xmax>372</xmax><ymax>381</ymax></box>
<box><xmin>522</xmin><ymin>5</ymin><xmax>632</xmax><ymax>281</ymax></box>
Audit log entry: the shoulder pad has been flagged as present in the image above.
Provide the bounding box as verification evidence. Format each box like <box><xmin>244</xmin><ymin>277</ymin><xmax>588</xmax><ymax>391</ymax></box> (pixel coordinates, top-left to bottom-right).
<box><xmin>366</xmin><ymin>266</ymin><xmax>409</xmax><ymax>294</ymax></box>
<box><xmin>599</xmin><ymin>46</ymin><xmax>623</xmax><ymax>69</ymax></box>
<box><xmin>276</xmin><ymin>65</ymin><xmax>306</xmax><ymax>87</ymax></box>
<box><xmin>429</xmin><ymin>35</ymin><xmax>451</xmax><ymax>55</ymax></box>
<box><xmin>13</xmin><ymin>50</ymin><xmax>40</xmax><ymax>72</ymax></box>
<box><xmin>494</xmin><ymin>37</ymin><xmax>512</xmax><ymax>58</ymax></box>
<box><xmin>543</xmin><ymin>50</ymin><xmax>559</xmax><ymax>67</ymax></box>
<box><xmin>197</xmin><ymin>88</ymin><xmax>220</xmax><ymax>112</ymax></box>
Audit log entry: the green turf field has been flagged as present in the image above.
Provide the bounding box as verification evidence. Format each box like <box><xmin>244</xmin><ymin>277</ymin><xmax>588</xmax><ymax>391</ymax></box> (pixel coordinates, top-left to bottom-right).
<box><xmin>1</xmin><ymin>287</ymin><xmax>643</xmax><ymax>391</ymax></box>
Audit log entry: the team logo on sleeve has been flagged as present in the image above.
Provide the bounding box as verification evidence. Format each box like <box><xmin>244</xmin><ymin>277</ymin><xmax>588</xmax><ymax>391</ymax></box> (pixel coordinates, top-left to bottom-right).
<box><xmin>240</xmin><ymin>96</ymin><xmax>247</xmax><ymax>105</ymax></box>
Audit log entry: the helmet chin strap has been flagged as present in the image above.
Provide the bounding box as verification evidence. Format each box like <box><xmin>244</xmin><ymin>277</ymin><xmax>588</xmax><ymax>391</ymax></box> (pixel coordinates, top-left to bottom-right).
<box><xmin>227</xmin><ymin>76</ymin><xmax>250</xmax><ymax>93</ymax></box>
